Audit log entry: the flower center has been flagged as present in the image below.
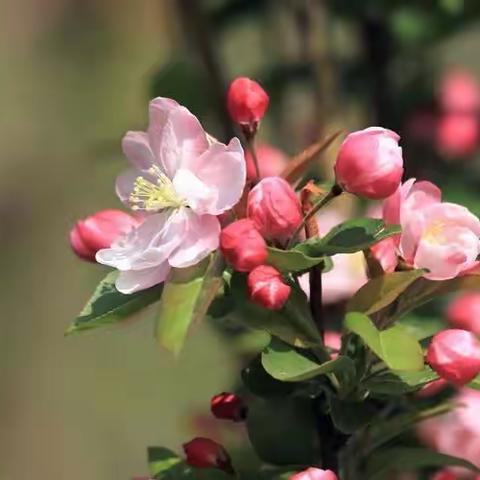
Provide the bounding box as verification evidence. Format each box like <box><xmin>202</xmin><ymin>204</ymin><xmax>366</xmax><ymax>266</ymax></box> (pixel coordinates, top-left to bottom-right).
<box><xmin>129</xmin><ymin>165</ymin><xmax>186</xmax><ymax>212</ymax></box>
<box><xmin>423</xmin><ymin>220</ymin><xmax>447</xmax><ymax>243</ymax></box>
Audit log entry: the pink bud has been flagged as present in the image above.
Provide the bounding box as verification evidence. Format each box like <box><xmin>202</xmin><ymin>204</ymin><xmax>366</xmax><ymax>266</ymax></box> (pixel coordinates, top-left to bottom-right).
<box><xmin>182</xmin><ymin>437</ymin><xmax>233</xmax><ymax>474</ymax></box>
<box><xmin>210</xmin><ymin>392</ymin><xmax>247</xmax><ymax>422</ymax></box>
<box><xmin>227</xmin><ymin>77</ymin><xmax>269</xmax><ymax>126</ymax></box>
<box><xmin>324</xmin><ymin>331</ymin><xmax>342</xmax><ymax>359</ymax></box>
<box><xmin>289</xmin><ymin>467</ymin><xmax>338</xmax><ymax>480</ymax></box>
<box><xmin>431</xmin><ymin>470</ymin><xmax>458</xmax><ymax>480</ymax></box>
<box><xmin>370</xmin><ymin>236</ymin><xmax>398</xmax><ymax>273</ymax></box>
<box><xmin>426</xmin><ymin>329</ymin><xmax>480</xmax><ymax>385</ymax></box>
<box><xmin>439</xmin><ymin>70</ymin><xmax>480</xmax><ymax>113</ymax></box>
<box><xmin>417</xmin><ymin>378</ymin><xmax>448</xmax><ymax>398</ymax></box>
<box><xmin>436</xmin><ymin>113</ymin><xmax>479</xmax><ymax>157</ymax></box>
<box><xmin>247</xmin><ymin>265</ymin><xmax>291</xmax><ymax>310</ymax></box>
<box><xmin>246</xmin><ymin>144</ymin><xmax>289</xmax><ymax>181</ymax></box>
<box><xmin>247</xmin><ymin>177</ymin><xmax>302</xmax><ymax>242</ymax></box>
<box><xmin>220</xmin><ymin>219</ymin><xmax>268</xmax><ymax>272</ymax></box>
<box><xmin>69</xmin><ymin>209</ymin><xmax>140</xmax><ymax>262</ymax></box>
<box><xmin>447</xmin><ymin>292</ymin><xmax>480</xmax><ymax>335</ymax></box>
<box><xmin>334</xmin><ymin>127</ymin><xmax>404</xmax><ymax>199</ymax></box>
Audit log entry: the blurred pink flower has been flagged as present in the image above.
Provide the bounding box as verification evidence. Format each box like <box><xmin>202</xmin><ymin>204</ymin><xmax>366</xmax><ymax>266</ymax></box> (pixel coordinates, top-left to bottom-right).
<box><xmin>324</xmin><ymin>331</ymin><xmax>342</xmax><ymax>358</ymax></box>
<box><xmin>246</xmin><ymin>143</ymin><xmax>288</xmax><ymax>181</ymax></box>
<box><xmin>439</xmin><ymin>70</ymin><xmax>480</xmax><ymax>114</ymax></box>
<box><xmin>447</xmin><ymin>292</ymin><xmax>480</xmax><ymax>335</ymax></box>
<box><xmin>436</xmin><ymin>113</ymin><xmax>479</xmax><ymax>157</ymax></box>
<box><xmin>96</xmin><ymin>98</ymin><xmax>245</xmax><ymax>293</ymax></box>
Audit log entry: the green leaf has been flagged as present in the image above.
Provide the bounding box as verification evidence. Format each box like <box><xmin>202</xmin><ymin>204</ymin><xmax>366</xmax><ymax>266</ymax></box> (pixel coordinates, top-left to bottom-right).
<box><xmin>267</xmin><ymin>247</ymin><xmax>332</xmax><ymax>273</ymax></box>
<box><xmin>345</xmin><ymin>313</ymin><xmax>424</xmax><ymax>371</ymax></box>
<box><xmin>230</xmin><ymin>273</ymin><xmax>322</xmax><ymax>349</ymax></box>
<box><xmin>467</xmin><ymin>374</ymin><xmax>480</xmax><ymax>390</ymax></box>
<box><xmin>296</xmin><ymin>219</ymin><xmax>400</xmax><ymax>256</ymax></box>
<box><xmin>66</xmin><ymin>271</ymin><xmax>162</xmax><ymax>335</ymax></box>
<box><xmin>347</xmin><ymin>270</ymin><xmax>425</xmax><ymax>315</ymax></box>
<box><xmin>328</xmin><ymin>397</ymin><xmax>377</xmax><ymax>434</ymax></box>
<box><xmin>247</xmin><ymin>397</ymin><xmax>319</xmax><ymax>465</ymax></box>
<box><xmin>155</xmin><ymin>260</ymin><xmax>209</xmax><ymax>355</ymax></box>
<box><xmin>364</xmin><ymin>368</ymin><xmax>439</xmax><ymax>395</ymax></box>
<box><xmin>399</xmin><ymin>314</ymin><xmax>446</xmax><ymax>341</ymax></box>
<box><xmin>366</xmin><ymin>447</ymin><xmax>480</xmax><ymax>479</ymax></box>
<box><xmin>261</xmin><ymin>337</ymin><xmax>355</xmax><ymax>382</ymax></box>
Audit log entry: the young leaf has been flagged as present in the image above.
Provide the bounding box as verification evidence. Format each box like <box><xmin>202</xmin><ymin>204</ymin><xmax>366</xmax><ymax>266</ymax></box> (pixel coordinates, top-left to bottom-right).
<box><xmin>266</xmin><ymin>247</ymin><xmax>332</xmax><ymax>273</ymax></box>
<box><xmin>261</xmin><ymin>337</ymin><xmax>355</xmax><ymax>382</ymax></box>
<box><xmin>66</xmin><ymin>271</ymin><xmax>163</xmax><ymax>335</ymax></box>
<box><xmin>364</xmin><ymin>368</ymin><xmax>439</xmax><ymax>395</ymax></box>
<box><xmin>344</xmin><ymin>312</ymin><xmax>383</xmax><ymax>358</ymax></box>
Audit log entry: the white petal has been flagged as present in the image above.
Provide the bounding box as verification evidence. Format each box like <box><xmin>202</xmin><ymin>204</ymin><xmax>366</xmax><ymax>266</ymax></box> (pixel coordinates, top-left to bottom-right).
<box><xmin>172</xmin><ymin>168</ymin><xmax>217</xmax><ymax>215</ymax></box>
<box><xmin>122</xmin><ymin>131</ymin><xmax>155</xmax><ymax>170</ymax></box>
<box><xmin>115</xmin><ymin>262</ymin><xmax>170</xmax><ymax>293</ymax></box>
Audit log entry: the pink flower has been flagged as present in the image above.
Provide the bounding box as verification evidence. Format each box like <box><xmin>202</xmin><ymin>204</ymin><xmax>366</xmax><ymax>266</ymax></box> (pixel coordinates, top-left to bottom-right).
<box><xmin>325</xmin><ymin>330</ymin><xmax>342</xmax><ymax>359</ymax></box>
<box><xmin>183</xmin><ymin>437</ymin><xmax>233</xmax><ymax>473</ymax></box>
<box><xmin>247</xmin><ymin>265</ymin><xmax>291</xmax><ymax>310</ymax></box>
<box><xmin>210</xmin><ymin>392</ymin><xmax>247</xmax><ymax>422</ymax></box>
<box><xmin>227</xmin><ymin>77</ymin><xmax>269</xmax><ymax>126</ymax></box>
<box><xmin>96</xmin><ymin>98</ymin><xmax>245</xmax><ymax>293</ymax></box>
<box><xmin>399</xmin><ymin>202</ymin><xmax>480</xmax><ymax>280</ymax></box>
<box><xmin>220</xmin><ymin>219</ymin><xmax>267</xmax><ymax>272</ymax></box>
<box><xmin>246</xmin><ymin>143</ymin><xmax>288</xmax><ymax>181</ymax></box>
<box><xmin>447</xmin><ymin>292</ymin><xmax>480</xmax><ymax>335</ymax></box>
<box><xmin>247</xmin><ymin>177</ymin><xmax>302</xmax><ymax>242</ymax></box>
<box><xmin>70</xmin><ymin>209</ymin><xmax>140</xmax><ymax>262</ymax></box>
<box><xmin>417</xmin><ymin>378</ymin><xmax>448</xmax><ymax>398</ymax></box>
<box><xmin>334</xmin><ymin>127</ymin><xmax>404</xmax><ymax>199</ymax></box>
<box><xmin>370</xmin><ymin>236</ymin><xmax>398</xmax><ymax>273</ymax></box>
<box><xmin>431</xmin><ymin>470</ymin><xmax>457</xmax><ymax>480</ymax></box>
<box><xmin>436</xmin><ymin>113</ymin><xmax>479</xmax><ymax>157</ymax></box>
<box><xmin>289</xmin><ymin>467</ymin><xmax>338</xmax><ymax>480</ymax></box>
<box><xmin>439</xmin><ymin>70</ymin><xmax>480</xmax><ymax>114</ymax></box>
<box><xmin>426</xmin><ymin>329</ymin><xmax>480</xmax><ymax>385</ymax></box>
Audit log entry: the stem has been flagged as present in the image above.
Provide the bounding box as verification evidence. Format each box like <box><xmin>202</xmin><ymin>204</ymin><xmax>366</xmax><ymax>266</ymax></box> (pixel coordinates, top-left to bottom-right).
<box><xmin>287</xmin><ymin>184</ymin><xmax>343</xmax><ymax>248</ymax></box>
<box><xmin>244</xmin><ymin>129</ymin><xmax>261</xmax><ymax>180</ymax></box>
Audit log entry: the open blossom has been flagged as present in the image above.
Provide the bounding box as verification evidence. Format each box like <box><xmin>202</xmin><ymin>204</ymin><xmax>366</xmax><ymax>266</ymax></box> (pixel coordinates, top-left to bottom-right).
<box><xmin>96</xmin><ymin>97</ymin><xmax>245</xmax><ymax>293</ymax></box>
<box><xmin>334</xmin><ymin>127</ymin><xmax>404</xmax><ymax>199</ymax></box>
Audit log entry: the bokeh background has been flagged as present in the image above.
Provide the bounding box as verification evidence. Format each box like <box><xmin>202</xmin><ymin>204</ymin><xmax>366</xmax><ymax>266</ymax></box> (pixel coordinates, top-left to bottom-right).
<box><xmin>2</xmin><ymin>1</ymin><xmax>480</xmax><ymax>478</ymax></box>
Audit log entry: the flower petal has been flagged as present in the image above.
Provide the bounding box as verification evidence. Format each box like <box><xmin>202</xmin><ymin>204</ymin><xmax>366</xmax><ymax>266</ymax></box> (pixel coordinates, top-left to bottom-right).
<box><xmin>168</xmin><ymin>210</ymin><xmax>220</xmax><ymax>268</ymax></box>
<box><xmin>172</xmin><ymin>168</ymin><xmax>217</xmax><ymax>215</ymax></box>
<box><xmin>121</xmin><ymin>131</ymin><xmax>155</xmax><ymax>170</ymax></box>
<box><xmin>115</xmin><ymin>262</ymin><xmax>171</xmax><ymax>294</ymax></box>
<box><xmin>180</xmin><ymin>137</ymin><xmax>246</xmax><ymax>215</ymax></box>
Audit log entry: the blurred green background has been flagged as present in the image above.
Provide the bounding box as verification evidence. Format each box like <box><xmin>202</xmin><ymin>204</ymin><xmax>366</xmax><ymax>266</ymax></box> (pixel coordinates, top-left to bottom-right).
<box><xmin>2</xmin><ymin>0</ymin><xmax>480</xmax><ymax>478</ymax></box>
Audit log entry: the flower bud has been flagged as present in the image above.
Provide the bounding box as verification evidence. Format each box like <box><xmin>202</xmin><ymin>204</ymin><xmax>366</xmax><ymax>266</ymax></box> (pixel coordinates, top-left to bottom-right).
<box><xmin>210</xmin><ymin>392</ymin><xmax>247</xmax><ymax>422</ymax></box>
<box><xmin>70</xmin><ymin>209</ymin><xmax>139</xmax><ymax>262</ymax></box>
<box><xmin>447</xmin><ymin>292</ymin><xmax>480</xmax><ymax>335</ymax></box>
<box><xmin>246</xmin><ymin>144</ymin><xmax>289</xmax><ymax>181</ymax></box>
<box><xmin>227</xmin><ymin>77</ymin><xmax>269</xmax><ymax>127</ymax></box>
<box><xmin>426</xmin><ymin>329</ymin><xmax>480</xmax><ymax>385</ymax></box>
<box><xmin>334</xmin><ymin>127</ymin><xmax>404</xmax><ymax>199</ymax></box>
<box><xmin>247</xmin><ymin>265</ymin><xmax>291</xmax><ymax>310</ymax></box>
<box><xmin>436</xmin><ymin>113</ymin><xmax>479</xmax><ymax>157</ymax></box>
<box><xmin>182</xmin><ymin>437</ymin><xmax>233</xmax><ymax>474</ymax></box>
<box><xmin>417</xmin><ymin>378</ymin><xmax>448</xmax><ymax>398</ymax></box>
<box><xmin>289</xmin><ymin>468</ymin><xmax>338</xmax><ymax>480</ymax></box>
<box><xmin>431</xmin><ymin>470</ymin><xmax>457</xmax><ymax>480</ymax></box>
<box><xmin>247</xmin><ymin>177</ymin><xmax>302</xmax><ymax>242</ymax></box>
<box><xmin>220</xmin><ymin>219</ymin><xmax>268</xmax><ymax>272</ymax></box>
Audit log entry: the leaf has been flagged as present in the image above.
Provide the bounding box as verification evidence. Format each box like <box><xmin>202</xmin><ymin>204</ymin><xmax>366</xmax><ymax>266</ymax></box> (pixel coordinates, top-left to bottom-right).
<box><xmin>347</xmin><ymin>270</ymin><xmax>425</xmax><ymax>315</ymax></box>
<box><xmin>345</xmin><ymin>312</ymin><xmax>424</xmax><ymax>371</ymax></box>
<box><xmin>296</xmin><ymin>219</ymin><xmax>400</xmax><ymax>257</ymax></box>
<box><xmin>261</xmin><ymin>337</ymin><xmax>355</xmax><ymax>382</ymax></box>
<box><xmin>366</xmin><ymin>447</ymin><xmax>480</xmax><ymax>479</ymax></box>
<box><xmin>399</xmin><ymin>314</ymin><xmax>446</xmax><ymax>341</ymax></box>
<box><xmin>230</xmin><ymin>273</ymin><xmax>322</xmax><ymax>348</ymax></box>
<box><xmin>246</xmin><ymin>397</ymin><xmax>319</xmax><ymax>465</ymax></box>
<box><xmin>155</xmin><ymin>261</ymin><xmax>209</xmax><ymax>355</ymax></box>
<box><xmin>364</xmin><ymin>368</ymin><xmax>439</xmax><ymax>395</ymax></box>
<box><xmin>328</xmin><ymin>397</ymin><xmax>378</xmax><ymax>434</ymax></box>
<box><xmin>66</xmin><ymin>271</ymin><xmax>163</xmax><ymax>335</ymax></box>
<box><xmin>266</xmin><ymin>247</ymin><xmax>332</xmax><ymax>273</ymax></box>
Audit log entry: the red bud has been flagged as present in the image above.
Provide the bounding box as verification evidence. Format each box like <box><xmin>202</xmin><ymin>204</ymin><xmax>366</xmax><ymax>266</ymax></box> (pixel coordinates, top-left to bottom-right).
<box><xmin>289</xmin><ymin>468</ymin><xmax>338</xmax><ymax>480</ymax></box>
<box><xmin>227</xmin><ymin>77</ymin><xmax>269</xmax><ymax>127</ymax></box>
<box><xmin>247</xmin><ymin>265</ymin><xmax>291</xmax><ymax>310</ymax></box>
<box><xmin>436</xmin><ymin>113</ymin><xmax>479</xmax><ymax>157</ymax></box>
<box><xmin>183</xmin><ymin>437</ymin><xmax>233</xmax><ymax>474</ymax></box>
<box><xmin>431</xmin><ymin>470</ymin><xmax>458</xmax><ymax>480</ymax></box>
<box><xmin>426</xmin><ymin>329</ymin><xmax>480</xmax><ymax>385</ymax></box>
<box><xmin>220</xmin><ymin>219</ymin><xmax>268</xmax><ymax>272</ymax></box>
<box><xmin>210</xmin><ymin>392</ymin><xmax>247</xmax><ymax>422</ymax></box>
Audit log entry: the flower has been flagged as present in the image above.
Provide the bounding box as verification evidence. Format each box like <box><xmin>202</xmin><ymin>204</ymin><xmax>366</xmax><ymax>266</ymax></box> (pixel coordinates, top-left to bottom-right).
<box><xmin>70</xmin><ymin>209</ymin><xmax>140</xmax><ymax>262</ymax></box>
<box><xmin>334</xmin><ymin>127</ymin><xmax>404</xmax><ymax>199</ymax></box>
<box><xmin>426</xmin><ymin>329</ymin><xmax>480</xmax><ymax>385</ymax></box>
<box><xmin>289</xmin><ymin>467</ymin><xmax>338</xmax><ymax>480</ymax></box>
<box><xmin>210</xmin><ymin>392</ymin><xmax>247</xmax><ymax>422</ymax></box>
<box><xmin>182</xmin><ymin>437</ymin><xmax>233</xmax><ymax>473</ymax></box>
<box><xmin>246</xmin><ymin>143</ymin><xmax>288</xmax><ymax>181</ymax></box>
<box><xmin>220</xmin><ymin>219</ymin><xmax>267</xmax><ymax>272</ymax></box>
<box><xmin>431</xmin><ymin>470</ymin><xmax>457</xmax><ymax>480</ymax></box>
<box><xmin>436</xmin><ymin>113</ymin><xmax>479</xmax><ymax>157</ymax></box>
<box><xmin>247</xmin><ymin>265</ymin><xmax>291</xmax><ymax>310</ymax></box>
<box><xmin>247</xmin><ymin>177</ymin><xmax>302</xmax><ymax>242</ymax></box>
<box><xmin>370</xmin><ymin>236</ymin><xmax>398</xmax><ymax>273</ymax></box>
<box><xmin>447</xmin><ymin>292</ymin><xmax>480</xmax><ymax>335</ymax></box>
<box><xmin>439</xmin><ymin>69</ymin><xmax>480</xmax><ymax>114</ymax></box>
<box><xmin>227</xmin><ymin>77</ymin><xmax>269</xmax><ymax>126</ymax></box>
<box><xmin>96</xmin><ymin>98</ymin><xmax>246</xmax><ymax>293</ymax></box>
<box><xmin>324</xmin><ymin>330</ymin><xmax>342</xmax><ymax>359</ymax></box>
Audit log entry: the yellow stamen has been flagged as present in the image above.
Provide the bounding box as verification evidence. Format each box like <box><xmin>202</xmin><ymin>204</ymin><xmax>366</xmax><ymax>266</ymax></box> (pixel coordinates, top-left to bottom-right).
<box><xmin>423</xmin><ymin>220</ymin><xmax>446</xmax><ymax>243</ymax></box>
<box><xmin>129</xmin><ymin>165</ymin><xmax>186</xmax><ymax>211</ymax></box>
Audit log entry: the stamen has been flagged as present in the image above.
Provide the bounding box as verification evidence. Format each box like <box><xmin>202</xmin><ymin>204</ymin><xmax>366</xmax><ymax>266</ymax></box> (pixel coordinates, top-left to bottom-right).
<box><xmin>129</xmin><ymin>165</ymin><xmax>186</xmax><ymax>211</ymax></box>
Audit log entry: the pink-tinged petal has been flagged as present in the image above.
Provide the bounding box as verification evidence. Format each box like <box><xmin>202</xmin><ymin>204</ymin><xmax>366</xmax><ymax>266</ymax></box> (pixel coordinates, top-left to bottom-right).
<box><xmin>399</xmin><ymin>210</ymin><xmax>427</xmax><ymax>264</ymax></box>
<box><xmin>370</xmin><ymin>236</ymin><xmax>398</xmax><ymax>273</ymax></box>
<box><xmin>115</xmin><ymin>168</ymin><xmax>141</xmax><ymax>206</ymax></box>
<box><xmin>181</xmin><ymin>137</ymin><xmax>246</xmax><ymax>215</ymax></box>
<box><xmin>400</xmin><ymin>180</ymin><xmax>442</xmax><ymax>224</ymax></box>
<box><xmin>426</xmin><ymin>202</ymin><xmax>480</xmax><ymax>236</ymax></box>
<box><xmin>121</xmin><ymin>131</ymin><xmax>155</xmax><ymax>170</ymax></box>
<box><xmin>115</xmin><ymin>262</ymin><xmax>170</xmax><ymax>294</ymax></box>
<box><xmin>172</xmin><ymin>168</ymin><xmax>217</xmax><ymax>214</ymax></box>
<box><xmin>96</xmin><ymin>210</ymin><xmax>187</xmax><ymax>271</ymax></box>
<box><xmin>383</xmin><ymin>178</ymin><xmax>416</xmax><ymax>225</ymax></box>
<box><xmin>168</xmin><ymin>211</ymin><xmax>220</xmax><ymax>268</ymax></box>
